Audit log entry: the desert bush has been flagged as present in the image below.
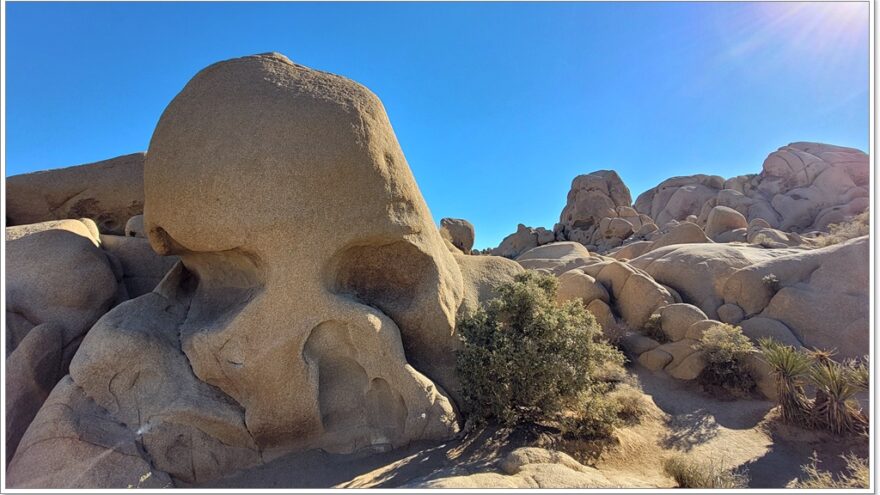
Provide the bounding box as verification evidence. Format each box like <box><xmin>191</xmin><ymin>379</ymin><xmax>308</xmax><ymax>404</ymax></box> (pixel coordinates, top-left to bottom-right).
<box><xmin>456</xmin><ymin>271</ymin><xmax>625</xmax><ymax>428</ymax></box>
<box><xmin>758</xmin><ymin>338</ymin><xmax>814</xmax><ymax>425</ymax></box>
<box><xmin>559</xmin><ymin>385</ymin><xmax>623</xmax><ymax>439</ymax></box>
<box><xmin>815</xmin><ymin>211</ymin><xmax>869</xmax><ymax>247</ymax></box>
<box><xmin>662</xmin><ymin>454</ymin><xmax>749</xmax><ymax>488</ymax></box>
<box><xmin>642</xmin><ymin>314</ymin><xmax>668</xmax><ymax>343</ymax></box>
<box><xmin>790</xmin><ymin>452</ymin><xmax>869</xmax><ymax>489</ymax></box>
<box><xmin>697</xmin><ymin>324</ymin><xmax>756</xmax><ymax>396</ymax></box>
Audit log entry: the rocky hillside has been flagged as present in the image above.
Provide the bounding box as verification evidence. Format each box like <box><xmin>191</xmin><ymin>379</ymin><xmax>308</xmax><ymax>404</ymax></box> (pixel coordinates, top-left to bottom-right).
<box><xmin>491</xmin><ymin>142</ymin><xmax>868</xmax><ymax>258</ymax></box>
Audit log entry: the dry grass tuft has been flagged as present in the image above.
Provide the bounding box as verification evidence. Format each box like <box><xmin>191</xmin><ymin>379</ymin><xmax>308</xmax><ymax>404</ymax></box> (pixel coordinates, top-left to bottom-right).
<box><xmin>790</xmin><ymin>452</ymin><xmax>868</xmax><ymax>489</ymax></box>
<box><xmin>815</xmin><ymin>211</ymin><xmax>869</xmax><ymax>247</ymax></box>
<box><xmin>662</xmin><ymin>453</ymin><xmax>749</xmax><ymax>488</ymax></box>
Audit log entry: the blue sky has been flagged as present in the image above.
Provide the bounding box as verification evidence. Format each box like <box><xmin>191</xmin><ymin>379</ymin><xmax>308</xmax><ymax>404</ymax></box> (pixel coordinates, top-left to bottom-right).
<box><xmin>5</xmin><ymin>2</ymin><xmax>870</xmax><ymax>249</ymax></box>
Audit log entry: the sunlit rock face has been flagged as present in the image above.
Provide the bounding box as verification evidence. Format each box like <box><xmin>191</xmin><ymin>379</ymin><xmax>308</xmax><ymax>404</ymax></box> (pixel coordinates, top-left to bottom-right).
<box><xmin>8</xmin><ymin>52</ymin><xmax>525</xmax><ymax>488</ymax></box>
<box><xmin>634</xmin><ymin>142</ymin><xmax>868</xmax><ymax>233</ymax></box>
<box><xmin>6</xmin><ymin>153</ymin><xmax>146</xmax><ymax>235</ymax></box>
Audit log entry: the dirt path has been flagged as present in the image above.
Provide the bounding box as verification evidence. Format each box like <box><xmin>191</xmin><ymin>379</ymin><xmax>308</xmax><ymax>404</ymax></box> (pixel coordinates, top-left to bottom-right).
<box><xmin>197</xmin><ymin>363</ymin><xmax>867</xmax><ymax>489</ymax></box>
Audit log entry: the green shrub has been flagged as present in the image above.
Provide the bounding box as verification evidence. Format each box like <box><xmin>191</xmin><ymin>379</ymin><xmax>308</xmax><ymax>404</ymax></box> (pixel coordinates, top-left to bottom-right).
<box><xmin>643</xmin><ymin>313</ymin><xmax>668</xmax><ymax>343</ymax></box>
<box><xmin>456</xmin><ymin>271</ymin><xmax>625</xmax><ymax>428</ymax></box>
<box><xmin>697</xmin><ymin>324</ymin><xmax>756</xmax><ymax>396</ymax></box>
<box><xmin>662</xmin><ymin>454</ymin><xmax>749</xmax><ymax>488</ymax></box>
<box><xmin>790</xmin><ymin>452</ymin><xmax>869</xmax><ymax>489</ymax></box>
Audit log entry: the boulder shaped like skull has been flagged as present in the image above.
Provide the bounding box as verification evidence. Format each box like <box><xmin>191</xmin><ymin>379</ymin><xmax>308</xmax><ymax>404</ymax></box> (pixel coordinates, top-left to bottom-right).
<box><xmin>143</xmin><ymin>52</ymin><xmax>465</xmax><ymax>448</ymax></box>
<box><xmin>18</xmin><ymin>53</ymin><xmax>470</xmax><ymax>486</ymax></box>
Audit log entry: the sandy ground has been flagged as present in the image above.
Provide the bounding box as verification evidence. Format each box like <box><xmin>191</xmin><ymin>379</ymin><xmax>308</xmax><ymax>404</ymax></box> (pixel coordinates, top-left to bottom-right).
<box><xmin>197</xmin><ymin>364</ymin><xmax>868</xmax><ymax>489</ymax></box>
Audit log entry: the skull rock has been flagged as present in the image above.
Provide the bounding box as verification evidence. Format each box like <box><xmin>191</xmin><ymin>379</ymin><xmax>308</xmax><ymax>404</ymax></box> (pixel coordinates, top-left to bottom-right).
<box><xmin>144</xmin><ymin>52</ymin><xmax>463</xmax><ymax>449</ymax></box>
<box><xmin>10</xmin><ymin>53</ymin><xmax>483</xmax><ymax>487</ymax></box>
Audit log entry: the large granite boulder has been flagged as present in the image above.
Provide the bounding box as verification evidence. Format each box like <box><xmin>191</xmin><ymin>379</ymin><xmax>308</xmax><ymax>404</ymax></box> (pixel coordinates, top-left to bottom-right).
<box><xmin>6</xmin><ymin>153</ymin><xmax>145</xmax><ymax>235</ymax></box>
<box><xmin>9</xmin><ymin>53</ymin><xmax>521</xmax><ymax>487</ymax></box>
<box><xmin>439</xmin><ymin>218</ymin><xmax>475</xmax><ymax>253</ymax></box>
<box><xmin>722</xmin><ymin>236</ymin><xmax>868</xmax><ymax>358</ymax></box>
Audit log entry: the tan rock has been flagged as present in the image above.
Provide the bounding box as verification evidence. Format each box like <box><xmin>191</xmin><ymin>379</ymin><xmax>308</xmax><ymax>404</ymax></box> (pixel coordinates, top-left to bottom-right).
<box><xmin>5</xmin><ymin>323</ymin><xmax>66</xmax><ymax>464</ymax></box>
<box><xmin>659</xmin><ymin>303</ymin><xmax>708</xmax><ymax>341</ymax></box>
<box><xmin>648</xmin><ymin>222</ymin><xmax>711</xmax><ymax>251</ymax></box>
<box><xmin>5</xmin><ymin>218</ymin><xmax>100</xmax><ymax>245</ymax></box>
<box><xmin>638</xmin><ymin>348</ymin><xmax>673</xmax><ymax>371</ymax></box>
<box><xmin>621</xmin><ymin>331</ymin><xmax>660</xmax><ymax>355</ymax></box>
<box><xmin>557</xmin><ymin>269</ymin><xmax>610</xmax><ymax>306</ymax></box>
<box><xmin>631</xmin><ymin>243</ymin><xmax>795</xmax><ymax>318</ymax></box>
<box><xmin>99</xmin><ymin>235</ymin><xmax>179</xmax><ymax>298</ymax></box>
<box><xmin>558</xmin><ymin>170</ymin><xmax>632</xmax><ymax>233</ymax></box>
<box><xmin>515</xmin><ymin>241</ymin><xmax>592</xmax><ymax>275</ymax></box>
<box><xmin>6</xmin><ymin>152</ymin><xmax>145</xmax><ymax>235</ymax></box>
<box><xmin>717</xmin><ymin>303</ymin><xmax>745</xmax><ymax>324</ymax></box>
<box><xmin>7</xmin><ymin>376</ymin><xmax>173</xmax><ymax>488</ymax></box>
<box><xmin>705</xmin><ymin>206</ymin><xmax>748</xmax><ymax>239</ymax></box>
<box><xmin>666</xmin><ymin>350</ymin><xmax>707</xmax><ymax>380</ymax></box>
<box><xmin>586</xmin><ymin>299</ymin><xmax>617</xmax><ymax>332</ymax></box>
<box><xmin>440</xmin><ymin>218</ymin><xmax>475</xmax><ymax>253</ymax></box>
<box><xmin>617</xmin><ymin>273</ymin><xmax>674</xmax><ymax>329</ymax></box>
<box><xmin>13</xmin><ymin>53</ymin><xmax>482</xmax><ymax>485</ymax></box>
<box><xmin>656</xmin><ymin>339</ymin><xmax>699</xmax><ymax>369</ymax></box>
<box><xmin>740</xmin><ymin>317</ymin><xmax>801</xmax><ymax>348</ymax></box>
<box><xmin>6</xmin><ymin>229</ymin><xmax>118</xmax><ymax>355</ymax></box>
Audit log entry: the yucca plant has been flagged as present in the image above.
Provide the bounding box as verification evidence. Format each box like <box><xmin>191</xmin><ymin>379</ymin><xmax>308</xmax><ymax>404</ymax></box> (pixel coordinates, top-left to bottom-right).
<box><xmin>808</xmin><ymin>360</ymin><xmax>868</xmax><ymax>435</ymax></box>
<box><xmin>758</xmin><ymin>338</ymin><xmax>813</xmax><ymax>426</ymax></box>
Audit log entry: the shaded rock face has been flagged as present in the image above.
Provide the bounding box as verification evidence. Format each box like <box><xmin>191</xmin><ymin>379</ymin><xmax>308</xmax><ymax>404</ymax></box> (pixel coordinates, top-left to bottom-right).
<box><xmin>6</xmin><ymin>153</ymin><xmax>145</xmax><ymax>235</ymax></box>
<box><xmin>634</xmin><ymin>142</ymin><xmax>868</xmax><ymax>233</ymax></box>
<box><xmin>9</xmin><ymin>53</ymin><xmax>521</xmax><ymax>488</ymax></box>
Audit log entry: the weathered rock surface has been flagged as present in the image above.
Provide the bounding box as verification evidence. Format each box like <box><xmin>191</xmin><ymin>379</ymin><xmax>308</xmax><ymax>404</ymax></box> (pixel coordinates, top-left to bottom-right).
<box><xmin>491</xmin><ymin>224</ymin><xmax>555</xmax><ymax>258</ymax></box>
<box><xmin>634</xmin><ymin>142</ymin><xmax>868</xmax><ymax>233</ymax></box>
<box><xmin>515</xmin><ymin>242</ymin><xmax>594</xmax><ymax>275</ymax></box>
<box><xmin>405</xmin><ymin>448</ymin><xmax>613</xmax><ymax>488</ymax></box>
<box><xmin>6</xmin><ymin>152</ymin><xmax>145</xmax><ymax>235</ymax></box>
<box><xmin>7</xmin><ymin>376</ymin><xmax>173</xmax><ymax>488</ymax></box>
<box><xmin>723</xmin><ymin>236</ymin><xmax>868</xmax><ymax>357</ymax></box>
<box><xmin>6</xmin><ymin>228</ymin><xmax>118</xmax><ymax>355</ymax></box>
<box><xmin>440</xmin><ymin>218</ymin><xmax>475</xmax><ymax>253</ymax></box>
<box><xmin>99</xmin><ymin>234</ymin><xmax>179</xmax><ymax>298</ymax></box>
<box><xmin>9</xmin><ymin>53</ymin><xmax>524</xmax><ymax>487</ymax></box>
<box><xmin>630</xmin><ymin>243</ymin><xmax>797</xmax><ymax>318</ymax></box>
<box><xmin>5</xmin><ymin>323</ymin><xmax>66</xmax><ymax>464</ymax></box>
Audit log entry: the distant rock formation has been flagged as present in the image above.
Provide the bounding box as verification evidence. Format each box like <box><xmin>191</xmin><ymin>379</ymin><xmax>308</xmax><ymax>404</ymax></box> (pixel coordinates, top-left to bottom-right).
<box><xmin>634</xmin><ymin>142</ymin><xmax>868</xmax><ymax>233</ymax></box>
<box><xmin>6</xmin><ymin>153</ymin><xmax>146</xmax><ymax>235</ymax></box>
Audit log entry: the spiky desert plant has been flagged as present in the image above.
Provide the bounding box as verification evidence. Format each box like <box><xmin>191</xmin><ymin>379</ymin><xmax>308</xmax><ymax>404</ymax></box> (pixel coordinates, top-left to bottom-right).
<box><xmin>758</xmin><ymin>338</ymin><xmax>813</xmax><ymax>425</ymax></box>
<box><xmin>808</xmin><ymin>360</ymin><xmax>867</xmax><ymax>435</ymax></box>
<box><xmin>845</xmin><ymin>356</ymin><xmax>869</xmax><ymax>391</ymax></box>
